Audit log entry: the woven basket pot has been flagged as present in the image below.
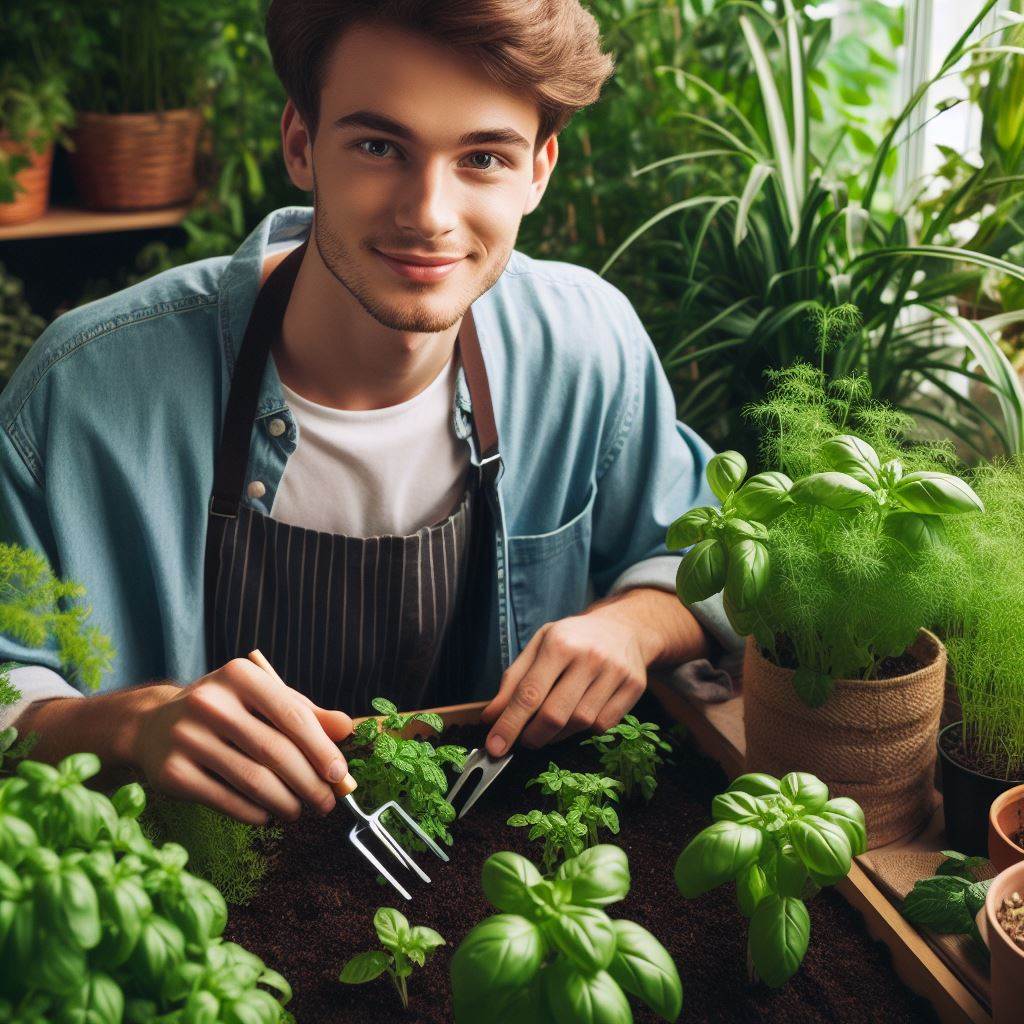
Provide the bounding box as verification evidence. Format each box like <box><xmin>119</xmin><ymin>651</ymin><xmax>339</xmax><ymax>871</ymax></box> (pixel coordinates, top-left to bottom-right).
<box><xmin>68</xmin><ymin>109</ymin><xmax>200</xmax><ymax>211</ymax></box>
<box><xmin>0</xmin><ymin>133</ymin><xmax>54</xmax><ymax>225</ymax></box>
<box><xmin>743</xmin><ymin>629</ymin><xmax>946</xmax><ymax>848</ymax></box>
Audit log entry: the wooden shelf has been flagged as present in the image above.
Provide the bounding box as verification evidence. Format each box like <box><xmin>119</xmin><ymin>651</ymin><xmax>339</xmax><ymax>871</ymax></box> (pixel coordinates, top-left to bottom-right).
<box><xmin>0</xmin><ymin>204</ymin><xmax>191</xmax><ymax>241</ymax></box>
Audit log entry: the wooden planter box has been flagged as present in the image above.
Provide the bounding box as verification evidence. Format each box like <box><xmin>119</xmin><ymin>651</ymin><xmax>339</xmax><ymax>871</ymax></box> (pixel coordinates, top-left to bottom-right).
<box><xmin>215</xmin><ymin>679</ymin><xmax>970</xmax><ymax>1023</ymax></box>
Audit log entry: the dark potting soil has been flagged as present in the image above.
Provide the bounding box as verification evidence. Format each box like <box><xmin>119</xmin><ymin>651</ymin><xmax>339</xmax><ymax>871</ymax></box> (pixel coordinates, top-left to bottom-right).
<box><xmin>764</xmin><ymin>635</ymin><xmax>924</xmax><ymax>679</ymax></box>
<box><xmin>939</xmin><ymin>720</ymin><xmax>1024</xmax><ymax>782</ymax></box>
<box><xmin>222</xmin><ymin>693</ymin><xmax>939</xmax><ymax>1024</ymax></box>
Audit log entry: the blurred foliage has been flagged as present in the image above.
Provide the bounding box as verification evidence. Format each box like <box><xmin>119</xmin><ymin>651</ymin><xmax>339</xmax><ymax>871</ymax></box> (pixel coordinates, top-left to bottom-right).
<box><xmin>0</xmin><ymin>262</ymin><xmax>45</xmax><ymax>391</ymax></box>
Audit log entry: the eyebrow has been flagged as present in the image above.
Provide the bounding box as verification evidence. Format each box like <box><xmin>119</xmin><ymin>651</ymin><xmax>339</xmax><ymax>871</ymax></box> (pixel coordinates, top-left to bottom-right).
<box><xmin>332</xmin><ymin>109</ymin><xmax>532</xmax><ymax>153</ymax></box>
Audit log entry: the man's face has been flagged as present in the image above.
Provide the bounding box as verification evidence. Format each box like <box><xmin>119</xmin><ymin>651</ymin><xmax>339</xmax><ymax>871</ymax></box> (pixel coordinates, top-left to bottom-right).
<box><xmin>282</xmin><ymin>21</ymin><xmax>558</xmax><ymax>336</ymax></box>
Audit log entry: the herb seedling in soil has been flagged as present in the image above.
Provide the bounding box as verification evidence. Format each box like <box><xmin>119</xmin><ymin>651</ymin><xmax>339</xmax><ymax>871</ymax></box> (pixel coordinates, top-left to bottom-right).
<box><xmin>582</xmin><ymin>714</ymin><xmax>673</xmax><ymax>801</ymax></box>
<box><xmin>902</xmin><ymin>850</ymin><xmax>992</xmax><ymax>948</ymax></box>
<box><xmin>339</xmin><ymin>907</ymin><xmax>444</xmax><ymax>1009</ymax></box>
<box><xmin>996</xmin><ymin>891</ymin><xmax>1024</xmax><ymax>949</ymax></box>
<box><xmin>342</xmin><ymin>697</ymin><xmax>467</xmax><ymax>853</ymax></box>
<box><xmin>221</xmin><ymin>694</ymin><xmax>940</xmax><ymax>1023</ymax></box>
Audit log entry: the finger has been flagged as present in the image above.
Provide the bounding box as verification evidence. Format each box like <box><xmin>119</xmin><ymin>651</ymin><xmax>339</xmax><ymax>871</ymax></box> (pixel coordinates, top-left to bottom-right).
<box><xmin>480</xmin><ymin>624</ymin><xmax>548</xmax><ymax>725</ymax></box>
<box><xmin>156</xmin><ymin>753</ymin><xmax>270</xmax><ymax>826</ymax></box>
<box><xmin>177</xmin><ymin>720</ymin><xmax>321</xmax><ymax>821</ymax></box>
<box><xmin>519</xmin><ymin>659</ymin><xmax>600</xmax><ymax>749</ymax></box>
<box><xmin>191</xmin><ymin>691</ymin><xmax>338</xmax><ymax>811</ymax></box>
<box><xmin>484</xmin><ymin>635</ymin><xmax>570</xmax><ymax>757</ymax></box>
<box><xmin>256</xmin><ymin>663</ymin><xmax>355</xmax><ymax>745</ymax></box>
<box><xmin>228</xmin><ymin>659</ymin><xmax>350</xmax><ymax>783</ymax></box>
<box><xmin>592</xmin><ymin>674</ymin><xmax>648</xmax><ymax>735</ymax></box>
<box><xmin>549</xmin><ymin>667</ymin><xmax>623</xmax><ymax>744</ymax></box>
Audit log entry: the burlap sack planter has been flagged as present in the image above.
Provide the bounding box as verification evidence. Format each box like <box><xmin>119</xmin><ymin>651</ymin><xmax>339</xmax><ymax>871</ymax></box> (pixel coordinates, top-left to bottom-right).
<box><xmin>743</xmin><ymin>629</ymin><xmax>946</xmax><ymax>848</ymax></box>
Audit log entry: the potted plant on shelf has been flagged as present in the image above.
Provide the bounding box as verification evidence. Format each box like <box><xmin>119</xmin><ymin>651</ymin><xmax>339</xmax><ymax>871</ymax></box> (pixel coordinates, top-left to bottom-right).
<box><xmin>668</xmin><ymin>362</ymin><xmax>983</xmax><ymax>845</ymax></box>
<box><xmin>935</xmin><ymin>456</ymin><xmax>1024</xmax><ymax>856</ymax></box>
<box><xmin>64</xmin><ymin>2</ymin><xmax>217</xmax><ymax>211</ymax></box>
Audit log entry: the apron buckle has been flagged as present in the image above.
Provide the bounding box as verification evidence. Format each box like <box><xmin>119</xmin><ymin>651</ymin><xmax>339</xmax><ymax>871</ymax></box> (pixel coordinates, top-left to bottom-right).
<box><xmin>209</xmin><ymin>493</ymin><xmax>239</xmax><ymax>519</ymax></box>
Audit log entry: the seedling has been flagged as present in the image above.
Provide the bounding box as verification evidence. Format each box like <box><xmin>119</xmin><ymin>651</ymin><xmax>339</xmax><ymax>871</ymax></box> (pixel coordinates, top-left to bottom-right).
<box><xmin>582</xmin><ymin>714</ymin><xmax>673</xmax><ymax>801</ymax></box>
<box><xmin>506</xmin><ymin>808</ymin><xmax>587</xmax><ymax>873</ymax></box>
<box><xmin>451</xmin><ymin>846</ymin><xmax>682</xmax><ymax>1023</ymax></box>
<box><xmin>675</xmin><ymin>770</ymin><xmax>866</xmax><ymax>988</ymax></box>
<box><xmin>345</xmin><ymin>697</ymin><xmax>467</xmax><ymax>852</ymax></box>
<box><xmin>338</xmin><ymin>907</ymin><xmax>445</xmax><ymax>1009</ymax></box>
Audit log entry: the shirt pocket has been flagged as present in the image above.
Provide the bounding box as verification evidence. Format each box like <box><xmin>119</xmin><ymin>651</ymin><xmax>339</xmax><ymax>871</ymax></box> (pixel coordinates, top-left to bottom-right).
<box><xmin>507</xmin><ymin>481</ymin><xmax>596</xmax><ymax>652</ymax></box>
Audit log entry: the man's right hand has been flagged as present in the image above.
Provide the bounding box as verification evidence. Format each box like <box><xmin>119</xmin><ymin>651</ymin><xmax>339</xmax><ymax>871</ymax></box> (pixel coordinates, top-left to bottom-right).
<box><xmin>131</xmin><ymin>658</ymin><xmax>355</xmax><ymax>825</ymax></box>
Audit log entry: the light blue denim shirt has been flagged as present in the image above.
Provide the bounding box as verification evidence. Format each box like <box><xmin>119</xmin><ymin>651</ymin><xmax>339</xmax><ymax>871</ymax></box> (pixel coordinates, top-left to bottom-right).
<box><xmin>0</xmin><ymin>206</ymin><xmax>735</xmax><ymax>720</ymax></box>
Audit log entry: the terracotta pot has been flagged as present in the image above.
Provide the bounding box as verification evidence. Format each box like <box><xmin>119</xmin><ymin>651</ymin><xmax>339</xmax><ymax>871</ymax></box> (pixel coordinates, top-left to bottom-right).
<box><xmin>743</xmin><ymin>630</ymin><xmax>946</xmax><ymax>848</ymax></box>
<box><xmin>990</xmin><ymin>784</ymin><xmax>1024</xmax><ymax>872</ymax></box>
<box><xmin>68</xmin><ymin>108</ymin><xmax>201</xmax><ymax>211</ymax></box>
<box><xmin>0</xmin><ymin>132</ymin><xmax>54</xmax><ymax>226</ymax></box>
<box><xmin>977</xmin><ymin>860</ymin><xmax>1024</xmax><ymax>1024</ymax></box>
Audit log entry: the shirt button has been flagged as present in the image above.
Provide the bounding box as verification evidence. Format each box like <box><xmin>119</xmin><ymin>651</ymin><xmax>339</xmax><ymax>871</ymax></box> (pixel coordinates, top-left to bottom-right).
<box><xmin>268</xmin><ymin>417</ymin><xmax>287</xmax><ymax>437</ymax></box>
<box><xmin>247</xmin><ymin>480</ymin><xmax>266</xmax><ymax>499</ymax></box>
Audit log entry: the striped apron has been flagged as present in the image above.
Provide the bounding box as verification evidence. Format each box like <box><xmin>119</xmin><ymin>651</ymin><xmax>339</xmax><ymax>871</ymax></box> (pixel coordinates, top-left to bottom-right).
<box><xmin>203</xmin><ymin>238</ymin><xmax>502</xmax><ymax>714</ymax></box>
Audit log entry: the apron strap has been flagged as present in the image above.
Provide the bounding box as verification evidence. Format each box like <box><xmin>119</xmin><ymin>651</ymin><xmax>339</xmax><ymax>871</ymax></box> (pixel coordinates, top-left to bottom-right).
<box><xmin>456</xmin><ymin>304</ymin><xmax>502</xmax><ymax>489</ymax></box>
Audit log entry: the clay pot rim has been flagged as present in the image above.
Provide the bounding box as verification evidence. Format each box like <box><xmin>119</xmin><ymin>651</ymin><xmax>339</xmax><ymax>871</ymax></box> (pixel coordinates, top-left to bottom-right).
<box><xmin>985</xmin><ymin>860</ymin><xmax>1024</xmax><ymax>959</ymax></box>
<box><xmin>990</xmin><ymin>784</ymin><xmax>1024</xmax><ymax>857</ymax></box>
<box><xmin>938</xmin><ymin>721</ymin><xmax>1024</xmax><ymax>787</ymax></box>
<box><xmin>745</xmin><ymin>628</ymin><xmax>944</xmax><ymax>693</ymax></box>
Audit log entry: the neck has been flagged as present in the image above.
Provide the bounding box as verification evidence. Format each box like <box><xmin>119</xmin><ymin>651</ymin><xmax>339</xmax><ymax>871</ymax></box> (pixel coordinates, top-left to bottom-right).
<box><xmin>267</xmin><ymin>242</ymin><xmax>461</xmax><ymax>411</ymax></box>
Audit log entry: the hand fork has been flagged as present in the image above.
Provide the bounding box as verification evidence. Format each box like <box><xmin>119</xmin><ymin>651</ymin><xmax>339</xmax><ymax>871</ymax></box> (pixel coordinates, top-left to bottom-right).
<box><xmin>248</xmin><ymin>649</ymin><xmax>448</xmax><ymax>901</ymax></box>
<box><xmin>445</xmin><ymin>746</ymin><xmax>514</xmax><ymax>819</ymax></box>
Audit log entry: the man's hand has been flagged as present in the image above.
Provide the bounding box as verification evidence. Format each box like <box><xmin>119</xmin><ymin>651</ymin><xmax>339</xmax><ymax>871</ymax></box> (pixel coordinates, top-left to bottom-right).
<box><xmin>479</xmin><ymin>587</ymin><xmax>709</xmax><ymax>757</ymax></box>
<box><xmin>132</xmin><ymin>658</ymin><xmax>354</xmax><ymax>826</ymax></box>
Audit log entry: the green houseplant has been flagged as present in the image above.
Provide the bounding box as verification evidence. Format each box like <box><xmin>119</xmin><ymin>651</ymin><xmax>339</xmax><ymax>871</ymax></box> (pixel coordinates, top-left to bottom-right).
<box><xmin>451</xmin><ymin>845</ymin><xmax>682</xmax><ymax>1023</ymax></box>
<box><xmin>581</xmin><ymin>714</ymin><xmax>674</xmax><ymax>802</ymax></box>
<box><xmin>667</xmin><ymin>362</ymin><xmax>983</xmax><ymax>845</ymax></box>
<box><xmin>675</xmin><ymin>770</ymin><xmax>865</xmax><ymax>987</ymax></box>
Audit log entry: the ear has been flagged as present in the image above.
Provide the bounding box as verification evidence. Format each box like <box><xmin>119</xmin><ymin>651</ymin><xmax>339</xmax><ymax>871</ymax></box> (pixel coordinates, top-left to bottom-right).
<box><xmin>281</xmin><ymin>98</ymin><xmax>314</xmax><ymax>192</ymax></box>
<box><xmin>523</xmin><ymin>132</ymin><xmax>559</xmax><ymax>217</ymax></box>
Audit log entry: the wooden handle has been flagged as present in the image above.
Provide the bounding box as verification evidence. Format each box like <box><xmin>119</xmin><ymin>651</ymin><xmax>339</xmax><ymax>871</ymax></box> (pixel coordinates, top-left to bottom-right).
<box><xmin>247</xmin><ymin>648</ymin><xmax>357</xmax><ymax>797</ymax></box>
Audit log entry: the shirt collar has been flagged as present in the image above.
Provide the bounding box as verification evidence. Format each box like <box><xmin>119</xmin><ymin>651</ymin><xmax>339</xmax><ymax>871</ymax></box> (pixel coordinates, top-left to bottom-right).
<box><xmin>216</xmin><ymin>205</ymin><xmax>476</xmax><ymax>432</ymax></box>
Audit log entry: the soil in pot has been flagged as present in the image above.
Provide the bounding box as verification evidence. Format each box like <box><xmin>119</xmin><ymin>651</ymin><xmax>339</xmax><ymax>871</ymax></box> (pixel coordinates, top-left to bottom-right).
<box><xmin>996</xmin><ymin>891</ymin><xmax>1024</xmax><ymax>950</ymax></box>
<box><xmin>222</xmin><ymin>693</ymin><xmax>938</xmax><ymax>1023</ymax></box>
<box><xmin>765</xmin><ymin>634</ymin><xmax>925</xmax><ymax>678</ymax></box>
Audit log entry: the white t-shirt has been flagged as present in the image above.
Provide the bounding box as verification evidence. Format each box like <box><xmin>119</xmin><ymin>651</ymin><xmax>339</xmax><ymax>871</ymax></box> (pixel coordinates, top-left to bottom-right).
<box><xmin>269</xmin><ymin>351</ymin><xmax>470</xmax><ymax>537</ymax></box>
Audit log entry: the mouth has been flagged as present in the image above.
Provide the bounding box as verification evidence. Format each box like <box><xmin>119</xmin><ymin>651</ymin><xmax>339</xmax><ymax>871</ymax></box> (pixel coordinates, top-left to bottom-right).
<box><xmin>374</xmin><ymin>249</ymin><xmax>465</xmax><ymax>282</ymax></box>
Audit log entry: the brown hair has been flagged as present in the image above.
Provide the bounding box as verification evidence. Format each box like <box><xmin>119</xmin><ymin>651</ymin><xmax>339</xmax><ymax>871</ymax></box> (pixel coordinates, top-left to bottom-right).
<box><xmin>265</xmin><ymin>0</ymin><xmax>617</xmax><ymax>151</ymax></box>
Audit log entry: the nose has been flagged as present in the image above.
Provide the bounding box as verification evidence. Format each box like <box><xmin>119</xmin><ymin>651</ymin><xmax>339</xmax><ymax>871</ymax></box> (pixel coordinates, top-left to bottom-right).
<box><xmin>392</xmin><ymin>158</ymin><xmax>460</xmax><ymax>241</ymax></box>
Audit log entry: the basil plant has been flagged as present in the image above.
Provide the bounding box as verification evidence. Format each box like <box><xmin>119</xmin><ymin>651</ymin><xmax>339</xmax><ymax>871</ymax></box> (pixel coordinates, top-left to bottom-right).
<box><xmin>668</xmin><ymin>450</ymin><xmax>791</xmax><ymax>625</ymax></box>
<box><xmin>675</xmin><ymin>771</ymin><xmax>866</xmax><ymax>988</ymax></box>
<box><xmin>0</xmin><ymin>740</ymin><xmax>293</xmax><ymax>1024</ymax></box>
<box><xmin>451</xmin><ymin>845</ymin><xmax>682</xmax><ymax>1023</ymax></box>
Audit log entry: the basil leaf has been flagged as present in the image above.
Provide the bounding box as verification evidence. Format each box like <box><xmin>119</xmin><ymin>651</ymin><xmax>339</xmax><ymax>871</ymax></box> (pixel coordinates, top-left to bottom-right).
<box><xmin>736</xmin><ymin>863</ymin><xmax>768</xmax><ymax>918</ymax></box>
<box><xmin>482</xmin><ymin>851</ymin><xmax>544</xmax><ymax>915</ymax></box>
<box><xmin>607</xmin><ymin>919</ymin><xmax>683</xmax><ymax>1021</ymax></box>
<box><xmin>965</xmin><ymin>879</ymin><xmax>992</xmax><ymax>919</ymax></box>
<box><xmin>707</xmin><ymin>451</ymin><xmax>748</xmax><ymax>502</ymax></box>
<box><xmin>453</xmin><ymin>982</ymin><xmax>545</xmax><ymax>1024</ymax></box>
<box><xmin>936</xmin><ymin>851</ymin><xmax>988</xmax><ymax>880</ymax></box>
<box><xmin>674</xmin><ymin>820</ymin><xmax>763</xmax><ymax>897</ymax></box>
<box><xmin>128</xmin><ymin>916</ymin><xmax>186</xmax><ymax>989</ymax></box>
<box><xmin>675</xmin><ymin>538</ymin><xmax>726</xmax><ymax>605</ymax></box>
<box><xmin>789</xmin><ymin>816</ymin><xmax>853</xmax><ymax>884</ymax></box>
<box><xmin>542</xmin><ymin>960</ymin><xmax>633</xmax><ymax>1024</ymax></box>
<box><xmin>779</xmin><ymin>773</ymin><xmax>828</xmax><ymax>812</ymax></box>
<box><xmin>544</xmin><ymin>905</ymin><xmax>617</xmax><ymax>973</ymax></box>
<box><xmin>789</xmin><ymin>472</ymin><xmax>875</xmax><ymax>510</ymax></box>
<box><xmin>722</xmin><ymin>518</ymin><xmax>769</xmax><ymax>543</ymax></box>
<box><xmin>450</xmin><ymin>914</ymin><xmax>545</xmax><ymax>1003</ymax></box>
<box><xmin>882</xmin><ymin>510</ymin><xmax>946</xmax><ymax>551</ymax></box>
<box><xmin>723</xmin><ymin>539</ymin><xmax>769</xmax><ymax>612</ymax></box>
<box><xmin>819</xmin><ymin>797</ymin><xmax>868</xmax><ymax>856</ymax></box>
<box><xmin>555</xmin><ymin>844</ymin><xmax>630</xmax><ymax>908</ymax></box>
<box><xmin>666</xmin><ymin>508</ymin><xmax>715</xmax><ymax>550</ymax></box>
<box><xmin>820</xmin><ymin>434</ymin><xmax>880</xmax><ymax>485</ymax></box>
<box><xmin>748</xmin><ymin>895</ymin><xmax>810</xmax><ymax>988</ymax></box>
<box><xmin>774</xmin><ymin>844</ymin><xmax>808</xmax><ymax>898</ymax></box>
<box><xmin>727</xmin><ymin>773</ymin><xmax>781</xmax><ymax>798</ymax></box>
<box><xmin>339</xmin><ymin>950</ymin><xmax>390</xmax><ymax>984</ymax></box>
<box><xmin>892</xmin><ymin>472</ymin><xmax>983</xmax><ymax>515</ymax></box>
<box><xmin>373</xmin><ymin>907</ymin><xmax>410</xmax><ymax>952</ymax></box>
<box><xmin>902</xmin><ymin>876</ymin><xmax>974</xmax><ymax>933</ymax></box>
<box><xmin>370</xmin><ymin>697</ymin><xmax>398</xmax><ymax>716</ymax></box>
<box><xmin>711</xmin><ymin>790</ymin><xmax>765</xmax><ymax>824</ymax></box>
<box><xmin>733</xmin><ymin>472</ymin><xmax>794</xmax><ymax>523</ymax></box>
<box><xmin>792</xmin><ymin>667</ymin><xmax>834</xmax><ymax>708</ymax></box>
<box><xmin>413</xmin><ymin>712</ymin><xmax>445</xmax><ymax>733</ymax></box>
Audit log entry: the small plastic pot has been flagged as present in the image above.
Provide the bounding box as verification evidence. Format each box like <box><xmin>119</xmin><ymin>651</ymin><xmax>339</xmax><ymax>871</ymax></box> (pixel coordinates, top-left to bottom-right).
<box><xmin>976</xmin><ymin>861</ymin><xmax>1024</xmax><ymax>1023</ymax></box>
<box><xmin>989</xmin><ymin>785</ymin><xmax>1024</xmax><ymax>873</ymax></box>
<box><xmin>937</xmin><ymin>722</ymin><xmax>1022</xmax><ymax>856</ymax></box>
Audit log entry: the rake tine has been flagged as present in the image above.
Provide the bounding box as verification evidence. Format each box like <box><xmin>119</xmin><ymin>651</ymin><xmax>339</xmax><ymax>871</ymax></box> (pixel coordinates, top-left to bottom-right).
<box><xmin>381</xmin><ymin>800</ymin><xmax>450</xmax><ymax>862</ymax></box>
<box><xmin>349</xmin><ymin>826</ymin><xmax>412</xmax><ymax>901</ymax></box>
<box><xmin>445</xmin><ymin>748</ymin><xmax>485</xmax><ymax>805</ymax></box>
<box><xmin>369</xmin><ymin>814</ymin><xmax>433</xmax><ymax>884</ymax></box>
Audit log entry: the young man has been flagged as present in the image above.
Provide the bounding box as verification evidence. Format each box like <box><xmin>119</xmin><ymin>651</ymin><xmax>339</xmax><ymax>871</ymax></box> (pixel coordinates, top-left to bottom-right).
<box><xmin>0</xmin><ymin>1</ymin><xmax>736</xmax><ymax>826</ymax></box>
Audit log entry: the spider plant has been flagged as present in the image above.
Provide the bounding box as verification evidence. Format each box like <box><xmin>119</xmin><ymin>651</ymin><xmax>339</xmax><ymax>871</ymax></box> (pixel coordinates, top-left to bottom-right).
<box><xmin>601</xmin><ymin>0</ymin><xmax>1024</xmax><ymax>463</ymax></box>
